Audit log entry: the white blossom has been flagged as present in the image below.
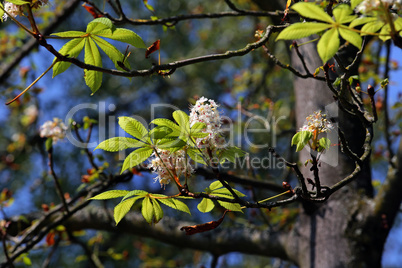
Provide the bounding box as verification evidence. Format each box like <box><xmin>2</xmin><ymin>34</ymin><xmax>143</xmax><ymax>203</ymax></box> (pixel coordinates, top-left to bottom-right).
<box><xmin>189</xmin><ymin>96</ymin><xmax>226</xmax><ymax>150</ymax></box>
<box><xmin>356</xmin><ymin>0</ymin><xmax>401</xmax><ymax>14</ymax></box>
<box><xmin>149</xmin><ymin>149</ymin><xmax>193</xmax><ymax>186</ymax></box>
<box><xmin>40</xmin><ymin>118</ymin><xmax>67</xmax><ymax>143</ymax></box>
<box><xmin>300</xmin><ymin>111</ymin><xmax>333</xmax><ymax>134</ymax></box>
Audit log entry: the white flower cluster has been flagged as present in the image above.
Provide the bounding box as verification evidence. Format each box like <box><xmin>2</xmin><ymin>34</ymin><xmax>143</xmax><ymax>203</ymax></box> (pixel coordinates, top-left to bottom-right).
<box><xmin>189</xmin><ymin>96</ymin><xmax>226</xmax><ymax>150</ymax></box>
<box><xmin>300</xmin><ymin>111</ymin><xmax>333</xmax><ymax>134</ymax></box>
<box><xmin>40</xmin><ymin>118</ymin><xmax>67</xmax><ymax>143</ymax></box>
<box><xmin>149</xmin><ymin>97</ymin><xmax>226</xmax><ymax>186</ymax></box>
<box><xmin>2</xmin><ymin>0</ymin><xmax>49</xmax><ymax>21</ymax></box>
<box><xmin>150</xmin><ymin>149</ymin><xmax>194</xmax><ymax>186</ymax></box>
<box><xmin>356</xmin><ymin>0</ymin><xmax>402</xmax><ymax>14</ymax></box>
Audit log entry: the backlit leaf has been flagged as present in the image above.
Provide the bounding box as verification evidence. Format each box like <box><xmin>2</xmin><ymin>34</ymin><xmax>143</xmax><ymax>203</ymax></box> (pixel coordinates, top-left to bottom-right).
<box><xmin>141</xmin><ymin>196</ymin><xmax>154</xmax><ymax>224</ymax></box>
<box><xmin>121</xmin><ymin>147</ymin><xmax>153</xmax><ymax>173</ymax></box>
<box><xmin>276</xmin><ymin>22</ymin><xmax>331</xmax><ymax>41</ymax></box>
<box><xmin>197</xmin><ymin>198</ymin><xmax>214</xmax><ymax>213</ymax></box>
<box><xmin>84</xmin><ymin>38</ymin><xmax>103</xmax><ymax>93</ymax></box>
<box><xmin>118</xmin><ymin>117</ymin><xmax>148</xmax><ymax>140</ymax></box>
<box><xmin>95</xmin><ymin>137</ymin><xmax>145</xmax><ymax>152</ymax></box>
<box><xmin>217</xmin><ymin>201</ymin><xmax>243</xmax><ymax>212</ymax></box>
<box><xmin>338</xmin><ymin>28</ymin><xmax>362</xmax><ymax>49</ymax></box>
<box><xmin>317</xmin><ymin>28</ymin><xmax>340</xmax><ymax>63</ymax></box>
<box><xmin>90</xmin><ymin>190</ymin><xmax>130</xmax><ymax>200</ymax></box>
<box><xmin>114</xmin><ymin>197</ymin><xmax>138</xmax><ymax>225</ymax></box>
<box><xmin>97</xmin><ymin>28</ymin><xmax>146</xmax><ymax>48</ymax></box>
<box><xmin>52</xmin><ymin>38</ymin><xmax>85</xmax><ymax>77</ymax></box>
<box><xmin>291</xmin><ymin>2</ymin><xmax>333</xmax><ymax>24</ymax></box>
<box><xmin>291</xmin><ymin>131</ymin><xmax>313</xmax><ymax>152</ymax></box>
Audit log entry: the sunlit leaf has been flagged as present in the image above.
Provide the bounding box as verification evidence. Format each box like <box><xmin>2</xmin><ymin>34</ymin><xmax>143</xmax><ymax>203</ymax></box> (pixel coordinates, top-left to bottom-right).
<box><xmin>152</xmin><ymin>199</ymin><xmax>164</xmax><ymax>223</ymax></box>
<box><xmin>52</xmin><ymin>38</ymin><xmax>85</xmax><ymax>77</ymax></box>
<box><xmin>291</xmin><ymin>131</ymin><xmax>313</xmax><ymax>152</ymax></box>
<box><xmin>87</xmin><ymin>17</ymin><xmax>115</xmax><ymax>34</ymax></box>
<box><xmin>90</xmin><ymin>190</ymin><xmax>130</xmax><ymax>200</ymax></box>
<box><xmin>317</xmin><ymin>28</ymin><xmax>340</xmax><ymax>63</ymax></box>
<box><xmin>121</xmin><ymin>147</ymin><xmax>153</xmax><ymax>173</ymax></box>
<box><xmin>91</xmin><ymin>36</ymin><xmax>131</xmax><ymax>71</ymax></box>
<box><xmin>217</xmin><ymin>201</ymin><xmax>243</xmax><ymax>212</ymax></box>
<box><xmin>84</xmin><ymin>38</ymin><xmax>103</xmax><ymax>93</ymax></box>
<box><xmin>97</xmin><ymin>28</ymin><xmax>146</xmax><ymax>48</ymax></box>
<box><xmin>197</xmin><ymin>198</ymin><xmax>215</xmax><ymax>213</ymax></box>
<box><xmin>114</xmin><ymin>197</ymin><xmax>138</xmax><ymax>225</ymax></box>
<box><xmin>118</xmin><ymin>117</ymin><xmax>148</xmax><ymax>140</ymax></box>
<box><xmin>338</xmin><ymin>28</ymin><xmax>362</xmax><ymax>49</ymax></box>
<box><xmin>141</xmin><ymin>196</ymin><xmax>154</xmax><ymax>224</ymax></box>
<box><xmin>333</xmin><ymin>5</ymin><xmax>356</xmax><ymax>24</ymax></box>
<box><xmin>360</xmin><ymin>21</ymin><xmax>385</xmax><ymax>36</ymax></box>
<box><xmin>276</xmin><ymin>22</ymin><xmax>331</xmax><ymax>41</ymax></box>
<box><xmin>95</xmin><ymin>137</ymin><xmax>145</xmax><ymax>152</ymax></box>
<box><xmin>121</xmin><ymin>190</ymin><xmax>148</xmax><ymax>202</ymax></box>
<box><xmin>291</xmin><ymin>2</ymin><xmax>334</xmax><ymax>24</ymax></box>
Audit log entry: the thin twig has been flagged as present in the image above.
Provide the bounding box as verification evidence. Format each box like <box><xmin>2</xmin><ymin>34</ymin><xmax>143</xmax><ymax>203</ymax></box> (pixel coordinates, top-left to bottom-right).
<box><xmin>48</xmin><ymin>147</ymin><xmax>70</xmax><ymax>213</ymax></box>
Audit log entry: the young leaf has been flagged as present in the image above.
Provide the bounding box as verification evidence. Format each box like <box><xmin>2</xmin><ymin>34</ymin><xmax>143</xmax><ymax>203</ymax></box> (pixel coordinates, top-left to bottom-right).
<box><xmin>291</xmin><ymin>2</ymin><xmax>334</xmax><ymax>24</ymax></box>
<box><xmin>349</xmin><ymin>17</ymin><xmax>377</xmax><ymax>29</ymax></box>
<box><xmin>90</xmin><ymin>190</ymin><xmax>130</xmax><ymax>200</ymax></box>
<box><xmin>333</xmin><ymin>5</ymin><xmax>356</xmax><ymax>24</ymax></box>
<box><xmin>51</xmin><ymin>31</ymin><xmax>86</xmax><ymax>38</ymax></box>
<box><xmin>95</xmin><ymin>137</ymin><xmax>145</xmax><ymax>152</ymax></box>
<box><xmin>151</xmin><ymin>118</ymin><xmax>182</xmax><ymax>134</ymax></box>
<box><xmin>152</xmin><ymin>199</ymin><xmax>164</xmax><ymax>223</ymax></box>
<box><xmin>5</xmin><ymin>0</ymin><xmax>29</xmax><ymax>5</ymax></box>
<box><xmin>351</xmin><ymin>0</ymin><xmax>364</xmax><ymax>9</ymax></box>
<box><xmin>121</xmin><ymin>190</ymin><xmax>148</xmax><ymax>202</ymax></box>
<box><xmin>190</xmin><ymin>122</ymin><xmax>206</xmax><ymax>132</ymax></box>
<box><xmin>52</xmin><ymin>38</ymin><xmax>85</xmax><ymax>77</ymax></box>
<box><xmin>84</xmin><ymin>38</ymin><xmax>103</xmax><ymax>93</ymax></box>
<box><xmin>212</xmin><ymin>188</ymin><xmax>246</xmax><ymax>198</ymax></box>
<box><xmin>172</xmin><ymin>110</ymin><xmax>190</xmax><ymax>130</ymax></box>
<box><xmin>197</xmin><ymin>198</ymin><xmax>215</xmax><ymax>213</ymax></box>
<box><xmin>96</xmin><ymin>28</ymin><xmax>146</xmax><ymax>48</ymax></box>
<box><xmin>156</xmin><ymin>138</ymin><xmax>186</xmax><ymax>150</ymax></box>
<box><xmin>276</xmin><ymin>23</ymin><xmax>331</xmax><ymax>41</ymax></box>
<box><xmin>87</xmin><ymin>17</ymin><xmax>115</xmax><ymax>34</ymax></box>
<box><xmin>0</xmin><ymin>4</ymin><xmax>3</xmax><ymax>22</ymax></box>
<box><xmin>145</xmin><ymin>39</ymin><xmax>160</xmax><ymax>58</ymax></box>
<box><xmin>148</xmin><ymin>126</ymin><xmax>172</xmax><ymax>140</ymax></box>
<box><xmin>317</xmin><ymin>28</ymin><xmax>340</xmax><ymax>63</ymax></box>
<box><xmin>217</xmin><ymin>201</ymin><xmax>243</xmax><ymax>212</ymax></box>
<box><xmin>209</xmin><ymin>181</ymin><xmax>223</xmax><ymax>191</ymax></box>
<box><xmin>291</xmin><ymin>131</ymin><xmax>313</xmax><ymax>152</ymax></box>
<box><xmin>141</xmin><ymin>196</ymin><xmax>154</xmax><ymax>224</ymax></box>
<box><xmin>219</xmin><ymin>146</ymin><xmax>245</xmax><ymax>163</ymax></box>
<box><xmin>187</xmin><ymin>148</ymin><xmax>206</xmax><ymax>165</ymax></box>
<box><xmin>118</xmin><ymin>117</ymin><xmax>148</xmax><ymax>140</ymax></box>
<box><xmin>360</xmin><ymin>21</ymin><xmax>385</xmax><ymax>36</ymax></box>
<box><xmin>171</xmin><ymin>199</ymin><xmax>191</xmax><ymax>214</ymax></box>
<box><xmin>121</xmin><ymin>147</ymin><xmax>153</xmax><ymax>173</ymax></box>
<box><xmin>338</xmin><ymin>28</ymin><xmax>362</xmax><ymax>49</ymax></box>
<box><xmin>114</xmin><ymin>197</ymin><xmax>138</xmax><ymax>225</ymax></box>
<box><xmin>318</xmin><ymin>137</ymin><xmax>331</xmax><ymax>150</ymax></box>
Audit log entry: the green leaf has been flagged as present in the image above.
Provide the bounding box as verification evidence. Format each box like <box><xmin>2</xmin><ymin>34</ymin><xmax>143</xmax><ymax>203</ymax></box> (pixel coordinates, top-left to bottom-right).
<box><xmin>209</xmin><ymin>181</ymin><xmax>223</xmax><ymax>191</ymax></box>
<box><xmin>114</xmin><ymin>197</ymin><xmax>137</xmax><ymax>225</ymax></box>
<box><xmin>22</xmin><ymin>256</ymin><xmax>32</xmax><ymax>266</ymax></box>
<box><xmin>91</xmin><ymin>35</ymin><xmax>130</xmax><ymax>71</ymax></box>
<box><xmin>95</xmin><ymin>137</ymin><xmax>145</xmax><ymax>152</ymax></box>
<box><xmin>156</xmin><ymin>138</ymin><xmax>186</xmax><ymax>150</ymax></box>
<box><xmin>318</xmin><ymin>137</ymin><xmax>331</xmax><ymax>150</ymax></box>
<box><xmin>212</xmin><ymin>188</ymin><xmax>246</xmax><ymax>198</ymax></box>
<box><xmin>141</xmin><ymin>196</ymin><xmax>154</xmax><ymax>224</ymax></box>
<box><xmin>217</xmin><ymin>201</ymin><xmax>243</xmax><ymax>212</ymax></box>
<box><xmin>338</xmin><ymin>27</ymin><xmax>362</xmax><ymax>49</ymax></box>
<box><xmin>349</xmin><ymin>17</ymin><xmax>377</xmax><ymax>29</ymax></box>
<box><xmin>152</xmin><ymin>199</ymin><xmax>164</xmax><ymax>223</ymax></box>
<box><xmin>84</xmin><ymin>38</ymin><xmax>103</xmax><ymax>93</ymax></box>
<box><xmin>121</xmin><ymin>147</ymin><xmax>153</xmax><ymax>173</ymax></box>
<box><xmin>190</xmin><ymin>122</ymin><xmax>206</xmax><ymax>132</ymax></box>
<box><xmin>360</xmin><ymin>21</ymin><xmax>385</xmax><ymax>36</ymax></box>
<box><xmin>118</xmin><ymin>117</ymin><xmax>148</xmax><ymax>140</ymax></box>
<box><xmin>379</xmin><ymin>24</ymin><xmax>392</xmax><ymax>42</ymax></box>
<box><xmin>219</xmin><ymin>146</ymin><xmax>245</xmax><ymax>163</ymax></box>
<box><xmin>291</xmin><ymin>2</ymin><xmax>334</xmax><ymax>24</ymax></box>
<box><xmin>276</xmin><ymin>22</ymin><xmax>331</xmax><ymax>41</ymax></box>
<box><xmin>51</xmin><ymin>31</ymin><xmax>86</xmax><ymax>38</ymax></box>
<box><xmin>45</xmin><ymin>138</ymin><xmax>53</xmax><ymax>151</ymax></box>
<box><xmin>317</xmin><ymin>28</ymin><xmax>340</xmax><ymax>63</ymax></box>
<box><xmin>171</xmin><ymin>199</ymin><xmax>191</xmax><ymax>214</ymax></box>
<box><xmin>172</xmin><ymin>110</ymin><xmax>190</xmax><ymax>130</ymax></box>
<box><xmin>90</xmin><ymin>190</ymin><xmax>130</xmax><ymax>200</ymax></box>
<box><xmin>52</xmin><ymin>38</ymin><xmax>85</xmax><ymax>77</ymax></box>
<box><xmin>151</xmin><ymin>118</ymin><xmax>182</xmax><ymax>134</ymax></box>
<box><xmin>148</xmin><ymin>126</ymin><xmax>172</xmax><ymax>140</ymax></box>
<box><xmin>197</xmin><ymin>198</ymin><xmax>215</xmax><ymax>213</ymax></box>
<box><xmin>291</xmin><ymin>131</ymin><xmax>313</xmax><ymax>152</ymax></box>
<box><xmin>187</xmin><ymin>148</ymin><xmax>206</xmax><ymax>165</ymax></box>
<box><xmin>121</xmin><ymin>190</ymin><xmax>148</xmax><ymax>202</ymax></box>
<box><xmin>190</xmin><ymin>132</ymin><xmax>209</xmax><ymax>138</ymax></box>
<box><xmin>96</xmin><ymin>28</ymin><xmax>146</xmax><ymax>48</ymax></box>
<box><xmin>333</xmin><ymin>5</ymin><xmax>356</xmax><ymax>24</ymax></box>
<box><xmin>351</xmin><ymin>0</ymin><xmax>364</xmax><ymax>10</ymax></box>
<box><xmin>0</xmin><ymin>4</ymin><xmax>4</xmax><ymax>23</ymax></box>
<box><xmin>87</xmin><ymin>18</ymin><xmax>115</xmax><ymax>34</ymax></box>
<box><xmin>6</xmin><ymin>0</ymin><xmax>29</xmax><ymax>5</ymax></box>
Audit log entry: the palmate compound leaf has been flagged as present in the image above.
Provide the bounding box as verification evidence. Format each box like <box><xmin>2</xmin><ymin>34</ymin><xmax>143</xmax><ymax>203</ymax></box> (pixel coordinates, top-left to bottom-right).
<box><xmin>291</xmin><ymin>131</ymin><xmax>313</xmax><ymax>152</ymax></box>
<box><xmin>121</xmin><ymin>147</ymin><xmax>153</xmax><ymax>174</ymax></box>
<box><xmin>150</xmin><ymin>118</ymin><xmax>182</xmax><ymax>135</ymax></box>
<box><xmin>114</xmin><ymin>196</ymin><xmax>143</xmax><ymax>225</ymax></box>
<box><xmin>90</xmin><ymin>190</ymin><xmax>130</xmax><ymax>200</ymax></box>
<box><xmin>152</xmin><ymin>199</ymin><xmax>164</xmax><ymax>223</ymax></box>
<box><xmin>86</xmin><ymin>17</ymin><xmax>116</xmax><ymax>34</ymax></box>
<box><xmin>332</xmin><ymin>4</ymin><xmax>356</xmax><ymax>24</ymax></box>
<box><xmin>187</xmin><ymin>148</ymin><xmax>206</xmax><ymax>165</ymax></box>
<box><xmin>317</xmin><ymin>27</ymin><xmax>340</xmax><ymax>64</ymax></box>
<box><xmin>52</xmin><ymin>37</ymin><xmax>86</xmax><ymax>77</ymax></box>
<box><xmin>172</xmin><ymin>110</ymin><xmax>190</xmax><ymax>130</ymax></box>
<box><xmin>84</xmin><ymin>37</ymin><xmax>103</xmax><ymax>93</ymax></box>
<box><xmin>118</xmin><ymin>117</ymin><xmax>148</xmax><ymax>140</ymax></box>
<box><xmin>276</xmin><ymin>22</ymin><xmax>331</xmax><ymax>41</ymax></box>
<box><xmin>121</xmin><ymin>190</ymin><xmax>148</xmax><ymax>202</ymax></box>
<box><xmin>197</xmin><ymin>198</ymin><xmax>215</xmax><ymax>213</ymax></box>
<box><xmin>95</xmin><ymin>137</ymin><xmax>145</xmax><ymax>152</ymax></box>
<box><xmin>152</xmin><ymin>195</ymin><xmax>191</xmax><ymax>215</ymax></box>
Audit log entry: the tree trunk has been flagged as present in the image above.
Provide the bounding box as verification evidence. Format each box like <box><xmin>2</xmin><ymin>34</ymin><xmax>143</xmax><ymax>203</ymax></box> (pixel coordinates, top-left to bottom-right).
<box><xmin>287</xmin><ymin>39</ymin><xmax>379</xmax><ymax>268</ymax></box>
